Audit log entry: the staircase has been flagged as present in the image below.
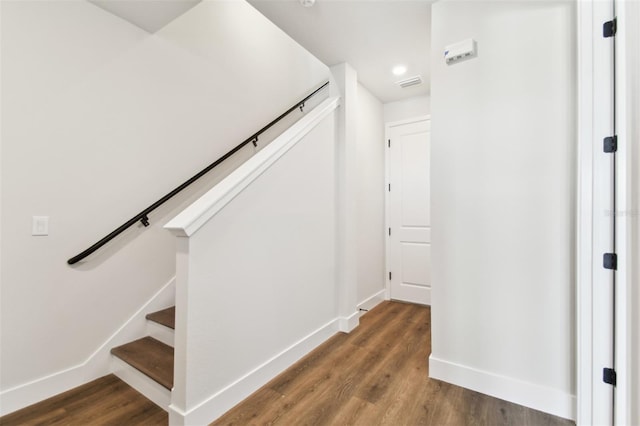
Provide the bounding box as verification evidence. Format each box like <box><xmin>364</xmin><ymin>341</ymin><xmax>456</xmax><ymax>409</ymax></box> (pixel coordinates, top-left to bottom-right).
<box><xmin>96</xmin><ymin>93</ymin><xmax>336</xmax><ymax>424</ymax></box>
<box><xmin>110</xmin><ymin>306</ymin><xmax>175</xmax><ymax>411</ymax></box>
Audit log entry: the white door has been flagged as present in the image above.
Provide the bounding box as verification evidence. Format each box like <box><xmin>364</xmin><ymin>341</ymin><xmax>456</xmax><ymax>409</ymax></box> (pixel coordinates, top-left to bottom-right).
<box><xmin>386</xmin><ymin>118</ymin><xmax>431</xmax><ymax>305</ymax></box>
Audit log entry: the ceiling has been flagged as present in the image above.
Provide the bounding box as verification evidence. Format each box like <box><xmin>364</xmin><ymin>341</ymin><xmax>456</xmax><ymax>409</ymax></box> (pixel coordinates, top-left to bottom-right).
<box><xmin>247</xmin><ymin>0</ymin><xmax>433</xmax><ymax>103</ymax></box>
<box><xmin>87</xmin><ymin>0</ymin><xmax>432</xmax><ymax>103</ymax></box>
<box><xmin>88</xmin><ymin>0</ymin><xmax>203</xmax><ymax>33</ymax></box>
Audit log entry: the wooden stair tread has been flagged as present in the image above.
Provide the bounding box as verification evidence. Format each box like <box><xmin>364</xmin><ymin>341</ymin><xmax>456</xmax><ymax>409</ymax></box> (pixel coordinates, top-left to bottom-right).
<box><xmin>111</xmin><ymin>337</ymin><xmax>174</xmax><ymax>390</ymax></box>
<box><xmin>146</xmin><ymin>306</ymin><xmax>175</xmax><ymax>329</ymax></box>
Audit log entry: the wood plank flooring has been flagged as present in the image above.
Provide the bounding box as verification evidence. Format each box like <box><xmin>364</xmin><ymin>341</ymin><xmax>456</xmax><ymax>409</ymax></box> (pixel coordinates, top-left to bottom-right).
<box><xmin>211</xmin><ymin>301</ymin><xmax>575</xmax><ymax>426</ymax></box>
<box><xmin>0</xmin><ymin>374</ymin><xmax>166</xmax><ymax>425</ymax></box>
<box><xmin>0</xmin><ymin>301</ymin><xmax>576</xmax><ymax>426</ymax></box>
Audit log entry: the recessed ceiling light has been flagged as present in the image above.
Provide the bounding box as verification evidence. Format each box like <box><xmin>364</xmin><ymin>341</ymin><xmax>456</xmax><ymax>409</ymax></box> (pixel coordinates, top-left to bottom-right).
<box><xmin>299</xmin><ymin>0</ymin><xmax>315</xmax><ymax>7</ymax></box>
<box><xmin>392</xmin><ymin>65</ymin><xmax>407</xmax><ymax>76</ymax></box>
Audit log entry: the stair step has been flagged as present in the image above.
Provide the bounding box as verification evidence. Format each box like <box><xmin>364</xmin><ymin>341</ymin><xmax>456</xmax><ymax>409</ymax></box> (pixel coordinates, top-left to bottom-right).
<box><xmin>111</xmin><ymin>337</ymin><xmax>174</xmax><ymax>390</ymax></box>
<box><xmin>145</xmin><ymin>306</ymin><xmax>175</xmax><ymax>329</ymax></box>
<box><xmin>147</xmin><ymin>321</ymin><xmax>174</xmax><ymax>348</ymax></box>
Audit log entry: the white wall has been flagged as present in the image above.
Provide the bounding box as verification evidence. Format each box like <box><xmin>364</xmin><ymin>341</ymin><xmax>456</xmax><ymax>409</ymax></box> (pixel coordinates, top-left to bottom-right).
<box><xmin>429</xmin><ymin>1</ymin><xmax>576</xmax><ymax>420</ymax></box>
<box><xmin>383</xmin><ymin>95</ymin><xmax>430</xmax><ymax>123</ymax></box>
<box><xmin>166</xmin><ymin>101</ymin><xmax>339</xmax><ymax>424</ymax></box>
<box><xmin>0</xmin><ymin>0</ymin><xmax>329</xmax><ymax>407</ymax></box>
<box><xmin>330</xmin><ymin>63</ymin><xmax>360</xmax><ymax>331</ymax></box>
<box><xmin>355</xmin><ymin>83</ymin><xmax>385</xmax><ymax>307</ymax></box>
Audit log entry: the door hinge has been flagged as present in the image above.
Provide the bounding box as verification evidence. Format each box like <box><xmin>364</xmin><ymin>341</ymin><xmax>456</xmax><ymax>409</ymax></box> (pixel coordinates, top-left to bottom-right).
<box><xmin>388</xmin><ymin>139</ymin><xmax>391</xmax><ymax>148</ymax></box>
<box><xmin>603</xmin><ymin>253</ymin><xmax>617</xmax><ymax>270</ymax></box>
<box><xmin>389</xmin><ymin>271</ymin><xmax>392</xmax><ymax>280</ymax></box>
<box><xmin>388</xmin><ymin>227</ymin><xmax>391</xmax><ymax>236</ymax></box>
<box><xmin>604</xmin><ymin>135</ymin><xmax>618</xmax><ymax>153</ymax></box>
<box><xmin>603</xmin><ymin>368</ymin><xmax>617</xmax><ymax>385</ymax></box>
<box><xmin>603</xmin><ymin>18</ymin><xmax>617</xmax><ymax>37</ymax></box>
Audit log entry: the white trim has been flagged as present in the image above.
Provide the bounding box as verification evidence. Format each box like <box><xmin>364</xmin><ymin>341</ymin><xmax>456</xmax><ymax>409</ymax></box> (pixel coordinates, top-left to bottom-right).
<box><xmin>619</xmin><ymin>4</ymin><xmax>640</xmax><ymax>424</ymax></box>
<box><xmin>111</xmin><ymin>356</ymin><xmax>171</xmax><ymax>411</ymax></box>
<box><xmin>338</xmin><ymin>311</ymin><xmax>360</xmax><ymax>332</ymax></box>
<box><xmin>385</xmin><ymin>114</ymin><xmax>431</xmax><ymax>129</ymax></box>
<box><xmin>0</xmin><ymin>362</ymin><xmax>87</xmax><ymax>417</ymax></box>
<box><xmin>429</xmin><ymin>356</ymin><xmax>576</xmax><ymax>421</ymax></box>
<box><xmin>0</xmin><ymin>278</ymin><xmax>176</xmax><ymax>416</ymax></box>
<box><xmin>576</xmin><ymin>2</ymin><xmax>595</xmax><ymax>424</ymax></box>
<box><xmin>613</xmin><ymin>2</ymin><xmax>637</xmax><ymax>423</ymax></box>
<box><xmin>165</xmin><ymin>97</ymin><xmax>340</xmax><ymax>237</ymax></box>
<box><xmin>577</xmin><ymin>1</ymin><xmax>617</xmax><ymax>424</ymax></box>
<box><xmin>357</xmin><ymin>289</ymin><xmax>386</xmax><ymax>315</ymax></box>
<box><xmin>168</xmin><ymin>317</ymin><xmax>340</xmax><ymax>425</ymax></box>
<box><xmin>0</xmin><ymin>2</ymin><xmax>3</xmax><ymax>416</ymax></box>
<box><xmin>384</xmin><ymin>122</ymin><xmax>391</xmax><ymax>303</ymax></box>
<box><xmin>614</xmin><ymin>0</ymin><xmax>629</xmax><ymax>420</ymax></box>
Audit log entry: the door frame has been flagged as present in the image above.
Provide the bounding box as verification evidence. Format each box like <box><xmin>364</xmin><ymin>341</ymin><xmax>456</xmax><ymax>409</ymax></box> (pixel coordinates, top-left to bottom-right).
<box><xmin>577</xmin><ymin>1</ymin><xmax>636</xmax><ymax>424</ymax></box>
<box><xmin>384</xmin><ymin>115</ymin><xmax>431</xmax><ymax>302</ymax></box>
<box><xmin>577</xmin><ymin>1</ymin><xmax>612</xmax><ymax>423</ymax></box>
<box><xmin>610</xmin><ymin>3</ymin><xmax>639</xmax><ymax>424</ymax></box>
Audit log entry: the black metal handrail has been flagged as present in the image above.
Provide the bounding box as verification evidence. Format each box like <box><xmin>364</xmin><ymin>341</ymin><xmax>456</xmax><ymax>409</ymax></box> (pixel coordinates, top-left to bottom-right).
<box><xmin>67</xmin><ymin>81</ymin><xmax>330</xmax><ymax>265</ymax></box>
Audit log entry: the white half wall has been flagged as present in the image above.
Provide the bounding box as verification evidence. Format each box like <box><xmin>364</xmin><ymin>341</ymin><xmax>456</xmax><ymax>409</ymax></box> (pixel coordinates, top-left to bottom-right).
<box><xmin>429</xmin><ymin>1</ymin><xmax>576</xmax><ymax>420</ymax></box>
<box><xmin>0</xmin><ymin>0</ymin><xmax>329</xmax><ymax>413</ymax></box>
<box><xmin>356</xmin><ymin>83</ymin><xmax>385</xmax><ymax>308</ymax></box>
<box><xmin>383</xmin><ymin>95</ymin><xmax>430</xmax><ymax>124</ymax></box>
<box><xmin>165</xmin><ymin>99</ymin><xmax>339</xmax><ymax>424</ymax></box>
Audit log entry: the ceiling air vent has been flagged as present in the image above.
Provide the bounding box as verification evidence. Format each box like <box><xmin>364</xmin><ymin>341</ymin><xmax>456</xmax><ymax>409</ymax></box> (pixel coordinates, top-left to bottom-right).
<box><xmin>395</xmin><ymin>75</ymin><xmax>423</xmax><ymax>88</ymax></box>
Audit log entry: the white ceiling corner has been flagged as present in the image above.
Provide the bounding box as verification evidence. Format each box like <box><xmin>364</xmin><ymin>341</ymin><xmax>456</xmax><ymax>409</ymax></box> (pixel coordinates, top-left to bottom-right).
<box><xmin>88</xmin><ymin>0</ymin><xmax>203</xmax><ymax>33</ymax></box>
<box><xmin>247</xmin><ymin>0</ymin><xmax>433</xmax><ymax>103</ymax></box>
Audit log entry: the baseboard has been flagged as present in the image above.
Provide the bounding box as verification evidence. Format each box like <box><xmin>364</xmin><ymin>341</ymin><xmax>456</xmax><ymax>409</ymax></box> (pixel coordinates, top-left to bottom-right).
<box><xmin>0</xmin><ymin>278</ymin><xmax>176</xmax><ymax>416</ymax></box>
<box><xmin>338</xmin><ymin>310</ymin><xmax>360</xmax><ymax>332</ymax></box>
<box><xmin>428</xmin><ymin>355</ymin><xmax>576</xmax><ymax>421</ymax></box>
<box><xmin>0</xmin><ymin>362</ymin><xmax>87</xmax><ymax>416</ymax></box>
<box><xmin>169</xmin><ymin>317</ymin><xmax>340</xmax><ymax>425</ymax></box>
<box><xmin>357</xmin><ymin>289</ymin><xmax>386</xmax><ymax>315</ymax></box>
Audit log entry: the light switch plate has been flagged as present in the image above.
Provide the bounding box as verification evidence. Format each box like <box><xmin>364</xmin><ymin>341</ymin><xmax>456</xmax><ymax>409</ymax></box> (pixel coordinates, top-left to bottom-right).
<box><xmin>32</xmin><ymin>216</ymin><xmax>49</xmax><ymax>236</ymax></box>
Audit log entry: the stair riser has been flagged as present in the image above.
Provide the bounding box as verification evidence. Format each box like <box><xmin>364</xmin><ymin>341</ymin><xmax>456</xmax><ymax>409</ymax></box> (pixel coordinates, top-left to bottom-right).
<box><xmin>110</xmin><ymin>357</ymin><xmax>171</xmax><ymax>412</ymax></box>
<box><xmin>147</xmin><ymin>321</ymin><xmax>175</xmax><ymax>348</ymax></box>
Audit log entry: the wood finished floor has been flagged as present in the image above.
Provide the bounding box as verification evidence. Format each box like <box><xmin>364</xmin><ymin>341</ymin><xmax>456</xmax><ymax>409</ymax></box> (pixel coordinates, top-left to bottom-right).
<box><xmin>0</xmin><ymin>301</ymin><xmax>576</xmax><ymax>426</ymax></box>
<box><xmin>212</xmin><ymin>301</ymin><xmax>575</xmax><ymax>426</ymax></box>
<box><xmin>0</xmin><ymin>374</ymin><xmax>166</xmax><ymax>425</ymax></box>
